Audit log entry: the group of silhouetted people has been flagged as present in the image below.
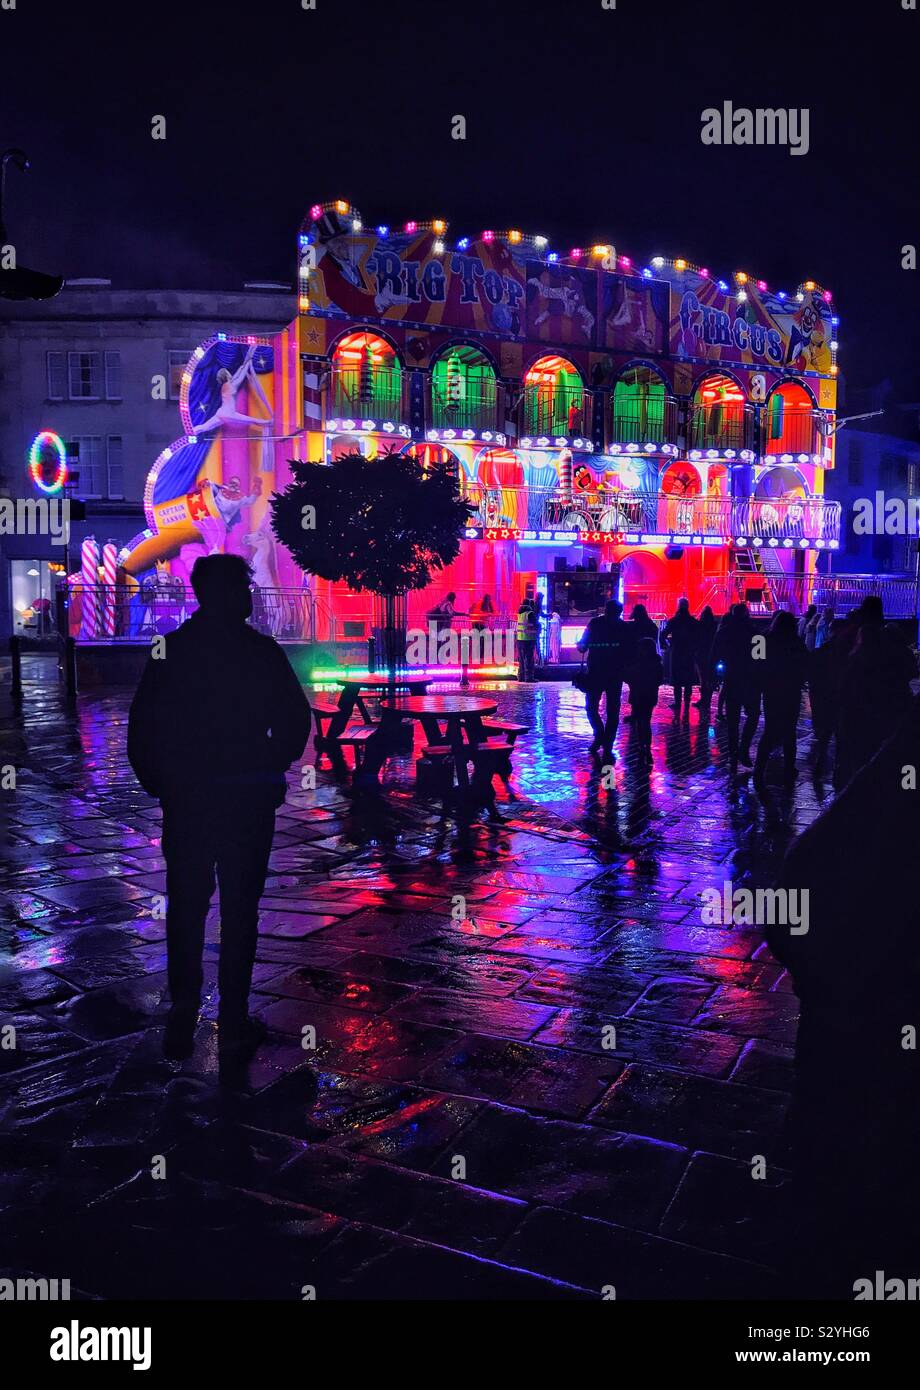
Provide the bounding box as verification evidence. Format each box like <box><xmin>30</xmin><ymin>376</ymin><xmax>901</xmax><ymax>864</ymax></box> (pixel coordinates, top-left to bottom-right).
<box><xmin>576</xmin><ymin>594</ymin><xmax>917</xmax><ymax>799</ymax></box>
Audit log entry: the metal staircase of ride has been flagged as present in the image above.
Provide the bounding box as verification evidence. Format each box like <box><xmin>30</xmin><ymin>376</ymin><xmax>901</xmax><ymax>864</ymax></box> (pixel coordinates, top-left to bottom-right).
<box><xmin>733</xmin><ymin>546</ymin><xmax>784</xmax><ymax>614</ymax></box>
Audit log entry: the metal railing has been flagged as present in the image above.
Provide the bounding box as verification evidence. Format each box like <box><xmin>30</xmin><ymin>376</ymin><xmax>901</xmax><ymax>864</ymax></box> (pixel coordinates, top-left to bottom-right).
<box><xmin>688</xmin><ymin>404</ymin><xmax>754</xmax><ymax>453</ymax></box>
<box><xmin>522</xmin><ymin>383</ymin><xmax>588</xmax><ymax>438</ymax></box>
<box><xmin>609</xmin><ymin>398</ymin><xmax>679</xmax><ymax>448</ymax></box>
<box><xmin>429</xmin><ymin>379</ymin><xmax>499</xmax><ymax>434</ymax></box>
<box><xmin>730</xmin><ymin>572</ymin><xmax>918</xmax><ymax>619</ymax></box>
<box><xmin>462</xmin><ymin>484</ymin><xmax>841</xmax><ymax>543</ymax></box>
<box><xmin>762</xmin><ymin>409</ymin><xmax>824</xmax><ymax>458</ymax></box>
<box><xmin>329</xmin><ymin>363</ymin><xmax>405</xmax><ymax>421</ymax></box>
<box><xmin>64</xmin><ymin>584</ymin><xmax>320</xmax><ymax>643</ymax></box>
<box><xmin>622</xmin><ymin>586</ymin><xmax>730</xmax><ymax>622</ymax></box>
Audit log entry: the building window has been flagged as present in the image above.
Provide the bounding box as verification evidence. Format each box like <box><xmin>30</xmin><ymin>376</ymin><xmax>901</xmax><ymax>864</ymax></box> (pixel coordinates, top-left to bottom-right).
<box><xmin>47</xmin><ymin>351</ymin><xmax>67</xmax><ymax>400</ymax></box>
<box><xmin>70</xmin><ymin>436</ymin><xmax>103</xmax><ymax>497</ymax></box>
<box><xmin>11</xmin><ymin>560</ymin><xmax>58</xmax><ymax>638</ymax></box>
<box><xmin>62</xmin><ymin>350</ymin><xmax>121</xmax><ymax>400</ymax></box>
<box><xmin>104</xmin><ymin>351</ymin><xmax>121</xmax><ymax>400</ymax></box>
<box><xmin>107</xmin><ymin>436</ymin><xmax>124</xmax><ymax>499</ymax></box>
<box><xmin>168</xmin><ymin>350</ymin><xmax>192</xmax><ymax>399</ymax></box>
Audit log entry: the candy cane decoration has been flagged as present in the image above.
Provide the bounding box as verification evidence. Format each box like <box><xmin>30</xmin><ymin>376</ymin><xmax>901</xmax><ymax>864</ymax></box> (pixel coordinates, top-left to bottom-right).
<box><xmin>557</xmin><ymin>447</ymin><xmax>573</xmax><ymax>503</ymax></box>
<box><xmin>102</xmin><ymin>540</ymin><xmax>118</xmax><ymax>638</ymax></box>
<box><xmin>358</xmin><ymin>338</ymin><xmax>374</xmax><ymax>405</ymax></box>
<box><xmin>80</xmin><ymin>536</ymin><xmax>100</xmax><ymax>639</ymax></box>
<box><xmin>445</xmin><ymin>351</ymin><xmax>463</xmax><ymax>412</ymax></box>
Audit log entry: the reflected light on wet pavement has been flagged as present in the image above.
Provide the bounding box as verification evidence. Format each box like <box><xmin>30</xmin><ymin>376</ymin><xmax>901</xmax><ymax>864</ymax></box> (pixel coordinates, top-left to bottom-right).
<box><xmin>0</xmin><ymin>657</ymin><xmax>829</xmax><ymax>1299</ymax></box>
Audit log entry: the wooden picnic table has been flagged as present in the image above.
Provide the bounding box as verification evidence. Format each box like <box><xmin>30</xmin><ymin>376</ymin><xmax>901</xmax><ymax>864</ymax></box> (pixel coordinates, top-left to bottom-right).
<box><xmin>328</xmin><ymin>673</ymin><xmax>431</xmax><ymax>735</ymax></box>
<box><xmin>377</xmin><ymin>694</ymin><xmax>499</xmax><ymax>791</ymax></box>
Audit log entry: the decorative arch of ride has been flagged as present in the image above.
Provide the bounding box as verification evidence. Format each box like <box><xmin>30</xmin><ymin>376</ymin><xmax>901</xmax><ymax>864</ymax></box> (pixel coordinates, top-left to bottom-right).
<box><xmin>611</xmin><ymin>363</ymin><xmax>669</xmax><ymax>443</ymax></box>
<box><xmin>429</xmin><ymin>342</ymin><xmax>498</xmax><ymax>430</ymax></box>
<box><xmin>763</xmin><ymin>379</ymin><xmax>818</xmax><ymax>456</ymax></box>
<box><xmin>689</xmin><ymin>370</ymin><xmax>747</xmax><ymax>450</ymax></box>
<box><xmin>523</xmin><ymin>354</ymin><xmax>584</xmax><ymax>437</ymax></box>
<box><xmin>330</xmin><ymin>329</ymin><xmax>402</xmax><ymax>418</ymax></box>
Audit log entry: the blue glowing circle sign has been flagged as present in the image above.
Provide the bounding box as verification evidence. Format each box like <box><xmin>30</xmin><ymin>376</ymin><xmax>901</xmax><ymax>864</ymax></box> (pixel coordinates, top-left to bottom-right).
<box><xmin>29</xmin><ymin>431</ymin><xmax>68</xmax><ymax>494</ymax></box>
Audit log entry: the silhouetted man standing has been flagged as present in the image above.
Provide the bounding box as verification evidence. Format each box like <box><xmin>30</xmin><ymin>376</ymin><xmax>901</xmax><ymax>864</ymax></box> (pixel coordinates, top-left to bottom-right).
<box><xmin>577</xmin><ymin>598</ymin><xmax>635</xmax><ymax>760</ymax></box>
<box><xmin>128</xmin><ymin>555</ymin><xmax>311</xmax><ymax>1065</ymax></box>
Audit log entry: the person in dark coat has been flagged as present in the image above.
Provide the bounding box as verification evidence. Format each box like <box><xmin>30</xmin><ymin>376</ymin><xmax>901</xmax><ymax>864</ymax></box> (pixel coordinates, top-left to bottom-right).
<box><xmin>770</xmin><ymin>697</ymin><xmax>920</xmax><ymax>1294</ymax></box>
<box><xmin>628</xmin><ymin>602</ymin><xmax>660</xmax><ymax>648</ymax></box>
<box><xmin>806</xmin><ymin>616</ymin><xmax>849</xmax><ymax>774</ymax></box>
<box><xmin>661</xmin><ymin>597</ymin><xmax>700</xmax><ymax>720</ymax></box>
<box><xmin>834</xmin><ymin>602</ymin><xmax>917</xmax><ymax>791</ymax></box>
<box><xmin>694</xmin><ymin>605</ymin><xmax>718</xmax><ymax>718</ymax></box>
<box><xmin>576</xmin><ymin>598</ymin><xmax>636</xmax><ymax>760</ymax></box>
<box><xmin>752</xmin><ymin>609</ymin><xmax>807</xmax><ymax>790</ymax></box>
<box><xmin>128</xmin><ymin>554</ymin><xmax>311</xmax><ymax>1065</ymax></box>
<box><xmin>625</xmin><ymin>636</ymin><xmax>663</xmax><ymax>765</ymax></box>
<box><xmin>712</xmin><ymin>603</ymin><xmax>760</xmax><ymax>772</ymax></box>
<box><xmin>624</xmin><ymin>603</ymin><xmax>660</xmax><ymax>721</ymax></box>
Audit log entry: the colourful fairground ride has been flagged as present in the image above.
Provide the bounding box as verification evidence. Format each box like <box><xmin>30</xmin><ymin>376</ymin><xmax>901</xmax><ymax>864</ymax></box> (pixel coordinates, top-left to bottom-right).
<box><xmin>83</xmin><ymin>198</ymin><xmax>851</xmax><ymax>673</ymax></box>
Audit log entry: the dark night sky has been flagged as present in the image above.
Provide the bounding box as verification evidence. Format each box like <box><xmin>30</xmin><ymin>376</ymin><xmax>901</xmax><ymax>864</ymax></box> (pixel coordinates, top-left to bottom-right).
<box><xmin>3</xmin><ymin>0</ymin><xmax>919</xmax><ymax>397</ymax></box>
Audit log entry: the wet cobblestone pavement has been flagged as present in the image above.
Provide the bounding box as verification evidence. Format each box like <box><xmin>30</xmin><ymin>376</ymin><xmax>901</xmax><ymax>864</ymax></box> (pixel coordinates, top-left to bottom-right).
<box><xmin>0</xmin><ymin>657</ymin><xmax>829</xmax><ymax>1300</ymax></box>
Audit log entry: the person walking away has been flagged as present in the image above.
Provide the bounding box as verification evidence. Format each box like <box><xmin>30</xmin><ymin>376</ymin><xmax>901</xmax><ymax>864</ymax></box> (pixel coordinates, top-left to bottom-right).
<box><xmin>661</xmin><ymin>597</ymin><xmax>700</xmax><ymax>720</ymax></box>
<box><xmin>807</xmin><ymin>617</ymin><xmax>848</xmax><ymax>775</ymax></box>
<box><xmin>714</xmin><ymin>609</ymin><xmax>731</xmax><ymax>720</ymax></box>
<box><xmin>712</xmin><ymin>603</ymin><xmax>761</xmax><ymax>774</ymax></box>
<box><xmin>695</xmin><ymin>605</ymin><xmax>718</xmax><ymax>718</ymax></box>
<box><xmin>626</xmin><ymin>636</ymin><xmax>663</xmax><ymax>766</ymax></box>
<box><xmin>128</xmin><ymin>555</ymin><xmax>311</xmax><ymax>1068</ymax></box>
<box><xmin>576</xmin><ymin>598</ymin><xmax>635</xmax><ymax>760</ymax></box>
<box><xmin>628</xmin><ymin>602</ymin><xmax>660</xmax><ymax>647</ymax></box>
<box><xmin>624</xmin><ymin>603</ymin><xmax>659</xmax><ymax>721</ymax></box>
<box><xmin>752</xmin><ymin>609</ymin><xmax>807</xmax><ymax>791</ymax></box>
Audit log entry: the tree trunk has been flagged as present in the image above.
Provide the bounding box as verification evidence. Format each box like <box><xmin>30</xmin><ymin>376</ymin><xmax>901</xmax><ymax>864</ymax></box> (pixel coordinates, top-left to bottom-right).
<box><xmin>374</xmin><ymin>591</ymin><xmax>407</xmax><ymax>699</ymax></box>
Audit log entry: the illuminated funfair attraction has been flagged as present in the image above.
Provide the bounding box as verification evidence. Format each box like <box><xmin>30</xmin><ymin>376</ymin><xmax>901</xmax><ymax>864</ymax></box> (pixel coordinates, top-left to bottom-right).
<box><xmin>80</xmin><ymin>198</ymin><xmax>841</xmax><ymax>673</ymax></box>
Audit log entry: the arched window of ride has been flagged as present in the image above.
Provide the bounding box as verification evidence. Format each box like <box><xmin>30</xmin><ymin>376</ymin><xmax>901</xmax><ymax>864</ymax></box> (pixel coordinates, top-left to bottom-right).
<box><xmin>612</xmin><ymin>366</ymin><xmax>667</xmax><ymax>444</ymax></box>
<box><xmin>523</xmin><ymin>356</ymin><xmax>583</xmax><ymax>438</ymax></box>
<box><xmin>690</xmin><ymin>373</ymin><xmax>746</xmax><ymax>451</ymax></box>
<box><xmin>764</xmin><ymin>382</ymin><xmax>815</xmax><ymax>455</ymax></box>
<box><xmin>431</xmin><ymin>346</ymin><xmax>497</xmax><ymax>433</ymax></box>
<box><xmin>331</xmin><ymin>332</ymin><xmax>401</xmax><ymax>419</ymax></box>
